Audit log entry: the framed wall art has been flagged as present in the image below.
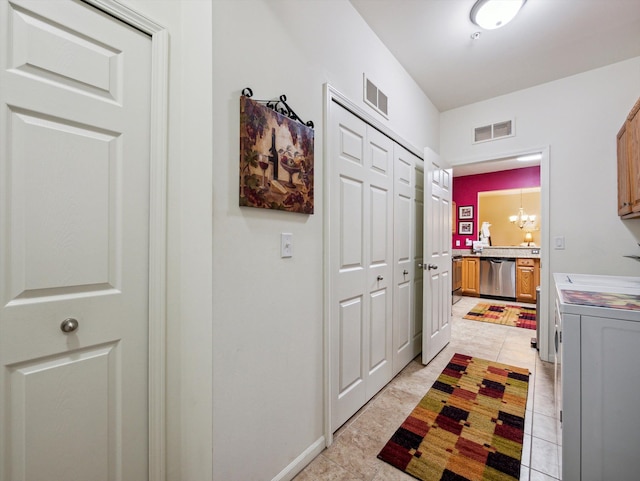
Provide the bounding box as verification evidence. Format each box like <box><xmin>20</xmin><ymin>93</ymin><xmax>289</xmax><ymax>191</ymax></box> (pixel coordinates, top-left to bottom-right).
<box><xmin>458</xmin><ymin>221</ymin><xmax>474</xmax><ymax>235</ymax></box>
<box><xmin>458</xmin><ymin>205</ymin><xmax>473</xmax><ymax>220</ymax></box>
<box><xmin>239</xmin><ymin>95</ymin><xmax>314</xmax><ymax>214</ymax></box>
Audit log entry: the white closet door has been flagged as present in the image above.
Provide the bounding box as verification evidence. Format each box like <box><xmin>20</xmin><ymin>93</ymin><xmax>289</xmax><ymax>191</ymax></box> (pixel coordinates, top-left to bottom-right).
<box><xmin>422</xmin><ymin>147</ymin><xmax>452</xmax><ymax>364</ymax></box>
<box><xmin>0</xmin><ymin>1</ymin><xmax>152</xmax><ymax>480</ymax></box>
<box><xmin>392</xmin><ymin>145</ymin><xmax>422</xmax><ymax>375</ymax></box>
<box><xmin>329</xmin><ymin>103</ymin><xmax>393</xmax><ymax>430</ymax></box>
<box><xmin>413</xmin><ymin>162</ymin><xmax>425</xmax><ymax>358</ymax></box>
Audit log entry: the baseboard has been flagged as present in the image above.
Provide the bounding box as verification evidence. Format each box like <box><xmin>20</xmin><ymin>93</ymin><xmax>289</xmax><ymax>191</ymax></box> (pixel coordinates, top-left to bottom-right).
<box><xmin>270</xmin><ymin>436</ymin><xmax>326</xmax><ymax>481</ymax></box>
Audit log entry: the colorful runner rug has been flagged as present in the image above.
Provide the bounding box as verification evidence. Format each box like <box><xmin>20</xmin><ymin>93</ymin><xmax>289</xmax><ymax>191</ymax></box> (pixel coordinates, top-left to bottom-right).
<box><xmin>463</xmin><ymin>303</ymin><xmax>536</xmax><ymax>330</ymax></box>
<box><xmin>378</xmin><ymin>353</ymin><xmax>530</xmax><ymax>481</ymax></box>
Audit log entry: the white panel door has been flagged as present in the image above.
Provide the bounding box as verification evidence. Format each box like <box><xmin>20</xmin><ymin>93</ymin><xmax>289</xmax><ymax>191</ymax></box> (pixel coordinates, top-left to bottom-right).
<box><xmin>0</xmin><ymin>1</ymin><xmax>151</xmax><ymax>480</ymax></box>
<box><xmin>330</xmin><ymin>103</ymin><xmax>393</xmax><ymax>430</ymax></box>
<box><xmin>392</xmin><ymin>145</ymin><xmax>421</xmax><ymax>375</ymax></box>
<box><xmin>413</xmin><ymin>162</ymin><xmax>424</xmax><ymax>356</ymax></box>
<box><xmin>422</xmin><ymin>147</ymin><xmax>452</xmax><ymax>364</ymax></box>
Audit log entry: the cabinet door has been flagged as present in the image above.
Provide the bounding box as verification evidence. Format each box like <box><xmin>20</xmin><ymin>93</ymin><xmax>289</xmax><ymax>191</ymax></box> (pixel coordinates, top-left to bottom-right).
<box><xmin>461</xmin><ymin>258</ymin><xmax>479</xmax><ymax>296</ymax></box>
<box><xmin>516</xmin><ymin>259</ymin><xmax>538</xmax><ymax>303</ymax></box>
<box><xmin>628</xmin><ymin>107</ymin><xmax>640</xmax><ymax>213</ymax></box>
<box><xmin>617</xmin><ymin>123</ymin><xmax>632</xmax><ymax>216</ymax></box>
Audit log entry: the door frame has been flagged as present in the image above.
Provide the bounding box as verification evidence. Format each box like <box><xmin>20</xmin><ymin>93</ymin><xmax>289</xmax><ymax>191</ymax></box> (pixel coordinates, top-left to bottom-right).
<box><xmin>81</xmin><ymin>1</ymin><xmax>169</xmax><ymax>479</ymax></box>
<box><xmin>323</xmin><ymin>84</ymin><xmax>423</xmax><ymax>446</ymax></box>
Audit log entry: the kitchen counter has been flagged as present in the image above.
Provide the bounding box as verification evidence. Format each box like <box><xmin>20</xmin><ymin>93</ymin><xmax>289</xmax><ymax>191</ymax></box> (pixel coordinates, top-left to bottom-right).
<box><xmin>452</xmin><ymin>246</ymin><xmax>541</xmax><ymax>259</ymax></box>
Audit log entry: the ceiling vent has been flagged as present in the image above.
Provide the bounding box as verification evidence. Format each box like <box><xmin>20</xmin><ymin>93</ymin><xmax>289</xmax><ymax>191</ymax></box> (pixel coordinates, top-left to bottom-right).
<box><xmin>363</xmin><ymin>74</ymin><xmax>388</xmax><ymax>118</ymax></box>
<box><xmin>473</xmin><ymin>119</ymin><xmax>514</xmax><ymax>143</ymax></box>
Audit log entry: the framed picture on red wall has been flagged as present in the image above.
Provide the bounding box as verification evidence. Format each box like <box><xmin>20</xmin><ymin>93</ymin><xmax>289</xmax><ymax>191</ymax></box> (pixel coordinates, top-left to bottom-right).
<box><xmin>459</xmin><ymin>221</ymin><xmax>473</xmax><ymax>235</ymax></box>
<box><xmin>458</xmin><ymin>205</ymin><xmax>473</xmax><ymax>220</ymax></box>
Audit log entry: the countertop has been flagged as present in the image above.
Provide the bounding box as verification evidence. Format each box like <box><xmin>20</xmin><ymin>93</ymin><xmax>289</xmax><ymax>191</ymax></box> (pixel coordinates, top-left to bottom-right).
<box><xmin>452</xmin><ymin>246</ymin><xmax>541</xmax><ymax>259</ymax></box>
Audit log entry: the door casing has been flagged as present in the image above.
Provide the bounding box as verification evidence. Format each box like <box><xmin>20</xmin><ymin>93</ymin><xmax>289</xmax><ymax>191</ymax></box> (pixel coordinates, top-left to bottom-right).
<box><xmin>78</xmin><ymin>1</ymin><xmax>169</xmax><ymax>478</ymax></box>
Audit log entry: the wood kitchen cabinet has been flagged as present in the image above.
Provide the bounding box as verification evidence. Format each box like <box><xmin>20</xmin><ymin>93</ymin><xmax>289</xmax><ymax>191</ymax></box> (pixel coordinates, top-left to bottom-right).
<box><xmin>617</xmin><ymin>96</ymin><xmax>640</xmax><ymax>218</ymax></box>
<box><xmin>516</xmin><ymin>258</ymin><xmax>539</xmax><ymax>303</ymax></box>
<box><xmin>461</xmin><ymin>257</ymin><xmax>480</xmax><ymax>296</ymax></box>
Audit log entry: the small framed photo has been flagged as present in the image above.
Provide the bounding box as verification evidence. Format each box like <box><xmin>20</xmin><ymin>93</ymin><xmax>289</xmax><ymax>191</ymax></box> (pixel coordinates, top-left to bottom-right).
<box><xmin>458</xmin><ymin>205</ymin><xmax>473</xmax><ymax>220</ymax></box>
<box><xmin>458</xmin><ymin>221</ymin><xmax>473</xmax><ymax>235</ymax></box>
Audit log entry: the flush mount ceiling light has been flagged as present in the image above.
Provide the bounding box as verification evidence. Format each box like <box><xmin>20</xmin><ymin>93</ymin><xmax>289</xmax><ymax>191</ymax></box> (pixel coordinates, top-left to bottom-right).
<box><xmin>470</xmin><ymin>0</ymin><xmax>527</xmax><ymax>30</ymax></box>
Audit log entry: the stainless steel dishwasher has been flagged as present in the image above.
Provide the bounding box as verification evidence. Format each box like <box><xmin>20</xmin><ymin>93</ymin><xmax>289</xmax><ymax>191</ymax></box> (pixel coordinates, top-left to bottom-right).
<box><xmin>479</xmin><ymin>257</ymin><xmax>516</xmax><ymax>299</ymax></box>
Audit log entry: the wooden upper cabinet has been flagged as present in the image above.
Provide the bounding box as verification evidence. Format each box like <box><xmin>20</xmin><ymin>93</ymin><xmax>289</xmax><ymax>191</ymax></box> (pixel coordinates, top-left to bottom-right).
<box><xmin>628</xmin><ymin>101</ymin><xmax>640</xmax><ymax>214</ymax></box>
<box><xmin>617</xmin><ymin>123</ymin><xmax>631</xmax><ymax>215</ymax></box>
<box><xmin>618</xmin><ymin>96</ymin><xmax>640</xmax><ymax>218</ymax></box>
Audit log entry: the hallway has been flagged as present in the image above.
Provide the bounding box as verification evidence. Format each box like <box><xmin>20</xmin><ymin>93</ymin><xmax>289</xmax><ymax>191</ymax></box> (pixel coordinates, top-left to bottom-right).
<box><xmin>295</xmin><ymin>296</ymin><xmax>560</xmax><ymax>481</ymax></box>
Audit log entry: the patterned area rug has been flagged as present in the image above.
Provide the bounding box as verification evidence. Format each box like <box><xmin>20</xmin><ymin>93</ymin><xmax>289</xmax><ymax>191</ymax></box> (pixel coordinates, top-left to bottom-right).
<box><xmin>463</xmin><ymin>303</ymin><xmax>536</xmax><ymax>330</ymax></box>
<box><xmin>378</xmin><ymin>353</ymin><xmax>530</xmax><ymax>481</ymax></box>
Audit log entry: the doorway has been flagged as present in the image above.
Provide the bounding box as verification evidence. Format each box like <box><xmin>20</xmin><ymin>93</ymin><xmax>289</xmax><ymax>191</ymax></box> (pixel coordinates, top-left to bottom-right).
<box><xmin>451</xmin><ymin>149</ymin><xmax>551</xmax><ymax>362</ymax></box>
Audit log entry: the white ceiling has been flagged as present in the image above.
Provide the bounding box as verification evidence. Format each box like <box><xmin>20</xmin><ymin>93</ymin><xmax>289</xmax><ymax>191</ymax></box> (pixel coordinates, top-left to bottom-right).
<box><xmin>349</xmin><ymin>0</ymin><xmax>640</xmax><ymax>112</ymax></box>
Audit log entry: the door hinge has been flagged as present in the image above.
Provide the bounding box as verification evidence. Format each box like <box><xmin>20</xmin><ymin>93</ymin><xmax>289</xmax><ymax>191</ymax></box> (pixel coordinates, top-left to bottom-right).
<box><xmin>560</xmin><ymin>410</ymin><xmax>563</xmax><ymax>423</ymax></box>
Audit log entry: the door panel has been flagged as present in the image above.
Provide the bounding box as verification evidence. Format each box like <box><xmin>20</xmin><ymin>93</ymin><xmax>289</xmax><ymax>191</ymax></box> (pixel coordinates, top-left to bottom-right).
<box><xmin>7</xmin><ymin>343</ymin><xmax>118</xmax><ymax>481</ymax></box>
<box><xmin>0</xmin><ymin>1</ymin><xmax>151</xmax><ymax>480</ymax></box>
<box><xmin>414</xmin><ymin>164</ymin><xmax>424</xmax><ymax>343</ymax></box>
<box><xmin>422</xmin><ymin>147</ymin><xmax>452</xmax><ymax>364</ymax></box>
<box><xmin>9</xmin><ymin>110</ymin><xmax>118</xmax><ymax>300</ymax></box>
<box><xmin>392</xmin><ymin>145</ymin><xmax>420</xmax><ymax>375</ymax></box>
<box><xmin>330</xmin><ymin>103</ymin><xmax>393</xmax><ymax>430</ymax></box>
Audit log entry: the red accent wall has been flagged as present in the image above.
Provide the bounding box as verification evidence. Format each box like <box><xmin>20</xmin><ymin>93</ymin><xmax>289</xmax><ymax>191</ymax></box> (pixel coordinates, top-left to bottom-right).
<box><xmin>452</xmin><ymin>166</ymin><xmax>540</xmax><ymax>248</ymax></box>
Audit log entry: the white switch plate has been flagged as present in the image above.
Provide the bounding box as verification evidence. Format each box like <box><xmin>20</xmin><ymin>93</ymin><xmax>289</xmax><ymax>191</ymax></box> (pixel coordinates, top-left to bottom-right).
<box><xmin>281</xmin><ymin>233</ymin><xmax>293</xmax><ymax>258</ymax></box>
<box><xmin>554</xmin><ymin>236</ymin><xmax>565</xmax><ymax>249</ymax></box>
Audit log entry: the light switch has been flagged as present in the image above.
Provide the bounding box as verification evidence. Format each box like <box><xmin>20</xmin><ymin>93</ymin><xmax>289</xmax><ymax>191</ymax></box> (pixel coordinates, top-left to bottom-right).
<box><xmin>554</xmin><ymin>236</ymin><xmax>565</xmax><ymax>250</ymax></box>
<box><xmin>281</xmin><ymin>233</ymin><xmax>293</xmax><ymax>258</ymax></box>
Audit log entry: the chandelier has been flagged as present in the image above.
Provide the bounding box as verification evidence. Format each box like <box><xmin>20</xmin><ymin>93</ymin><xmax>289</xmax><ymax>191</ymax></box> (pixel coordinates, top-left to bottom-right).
<box><xmin>509</xmin><ymin>191</ymin><xmax>536</xmax><ymax>229</ymax></box>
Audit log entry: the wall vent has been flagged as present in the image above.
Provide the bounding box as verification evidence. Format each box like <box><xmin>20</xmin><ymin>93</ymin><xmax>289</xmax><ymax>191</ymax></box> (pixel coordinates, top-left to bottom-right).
<box><xmin>363</xmin><ymin>74</ymin><xmax>389</xmax><ymax>118</ymax></box>
<box><xmin>473</xmin><ymin>119</ymin><xmax>514</xmax><ymax>143</ymax></box>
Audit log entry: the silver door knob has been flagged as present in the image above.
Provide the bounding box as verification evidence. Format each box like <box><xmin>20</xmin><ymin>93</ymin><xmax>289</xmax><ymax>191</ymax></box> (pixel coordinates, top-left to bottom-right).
<box><xmin>60</xmin><ymin>318</ymin><xmax>79</xmax><ymax>333</ymax></box>
<box><xmin>427</xmin><ymin>264</ymin><xmax>438</xmax><ymax>270</ymax></box>
<box><xmin>377</xmin><ymin>275</ymin><xmax>384</xmax><ymax>281</ymax></box>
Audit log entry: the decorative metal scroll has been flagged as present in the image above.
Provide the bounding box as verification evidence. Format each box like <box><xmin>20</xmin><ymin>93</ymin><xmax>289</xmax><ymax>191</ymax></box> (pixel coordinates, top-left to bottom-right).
<box><xmin>242</xmin><ymin>87</ymin><xmax>314</xmax><ymax>129</ymax></box>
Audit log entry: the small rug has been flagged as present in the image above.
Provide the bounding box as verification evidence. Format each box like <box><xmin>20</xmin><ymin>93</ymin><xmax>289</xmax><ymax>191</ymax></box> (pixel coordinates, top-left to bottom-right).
<box><xmin>378</xmin><ymin>353</ymin><xmax>530</xmax><ymax>481</ymax></box>
<box><xmin>463</xmin><ymin>303</ymin><xmax>536</xmax><ymax>330</ymax></box>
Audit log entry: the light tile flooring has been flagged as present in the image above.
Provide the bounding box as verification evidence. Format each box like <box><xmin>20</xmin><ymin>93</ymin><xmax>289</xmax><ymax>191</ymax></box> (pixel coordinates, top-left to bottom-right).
<box><xmin>294</xmin><ymin>296</ymin><xmax>561</xmax><ymax>481</ymax></box>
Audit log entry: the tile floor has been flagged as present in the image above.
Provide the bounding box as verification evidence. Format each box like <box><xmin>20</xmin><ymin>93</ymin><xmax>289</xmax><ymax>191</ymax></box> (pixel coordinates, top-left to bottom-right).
<box><xmin>294</xmin><ymin>296</ymin><xmax>561</xmax><ymax>481</ymax></box>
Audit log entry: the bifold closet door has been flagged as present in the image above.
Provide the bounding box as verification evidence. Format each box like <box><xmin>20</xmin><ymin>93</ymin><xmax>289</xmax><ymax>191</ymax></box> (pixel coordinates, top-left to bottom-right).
<box><xmin>329</xmin><ymin>103</ymin><xmax>393</xmax><ymax>431</ymax></box>
<box><xmin>392</xmin><ymin>145</ymin><xmax>423</xmax><ymax>375</ymax></box>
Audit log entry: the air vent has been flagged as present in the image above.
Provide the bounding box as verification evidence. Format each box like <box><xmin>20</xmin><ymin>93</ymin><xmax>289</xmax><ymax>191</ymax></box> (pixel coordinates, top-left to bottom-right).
<box><xmin>473</xmin><ymin>119</ymin><xmax>514</xmax><ymax>143</ymax></box>
<box><xmin>363</xmin><ymin>74</ymin><xmax>388</xmax><ymax>118</ymax></box>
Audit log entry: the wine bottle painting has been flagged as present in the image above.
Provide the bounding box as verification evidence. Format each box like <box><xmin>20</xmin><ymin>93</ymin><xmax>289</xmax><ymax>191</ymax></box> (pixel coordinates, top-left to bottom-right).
<box><xmin>240</xmin><ymin>96</ymin><xmax>314</xmax><ymax>214</ymax></box>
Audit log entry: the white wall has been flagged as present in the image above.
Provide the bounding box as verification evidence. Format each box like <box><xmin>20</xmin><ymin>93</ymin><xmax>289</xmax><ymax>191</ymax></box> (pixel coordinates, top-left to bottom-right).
<box><xmin>442</xmin><ymin>57</ymin><xmax>640</xmax><ymax>274</ymax></box>
<box><xmin>441</xmin><ymin>56</ymin><xmax>640</xmax><ymax>360</ymax></box>
<box><xmin>211</xmin><ymin>1</ymin><xmax>437</xmax><ymax>480</ymax></box>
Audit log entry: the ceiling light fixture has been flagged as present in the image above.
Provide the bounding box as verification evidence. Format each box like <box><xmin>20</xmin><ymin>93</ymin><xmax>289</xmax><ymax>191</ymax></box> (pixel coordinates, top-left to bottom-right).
<box><xmin>509</xmin><ymin>190</ymin><xmax>536</xmax><ymax>229</ymax></box>
<box><xmin>470</xmin><ymin>0</ymin><xmax>527</xmax><ymax>30</ymax></box>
